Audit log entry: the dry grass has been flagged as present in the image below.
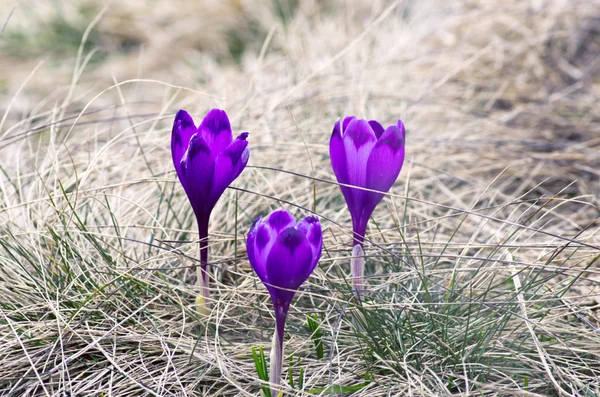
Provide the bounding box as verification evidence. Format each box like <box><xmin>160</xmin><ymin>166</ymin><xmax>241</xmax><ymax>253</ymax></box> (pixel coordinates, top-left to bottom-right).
<box><xmin>1</xmin><ymin>0</ymin><xmax>599</xmax><ymax>396</ymax></box>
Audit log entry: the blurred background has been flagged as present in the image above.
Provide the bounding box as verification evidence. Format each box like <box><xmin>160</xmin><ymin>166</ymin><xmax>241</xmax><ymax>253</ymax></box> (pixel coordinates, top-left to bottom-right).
<box><xmin>2</xmin><ymin>0</ymin><xmax>391</xmax><ymax>109</ymax></box>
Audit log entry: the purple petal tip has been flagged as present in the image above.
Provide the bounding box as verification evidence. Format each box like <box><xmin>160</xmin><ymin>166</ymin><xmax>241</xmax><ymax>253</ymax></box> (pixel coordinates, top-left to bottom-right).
<box><xmin>250</xmin><ymin>215</ymin><xmax>263</xmax><ymax>230</ymax></box>
<box><xmin>303</xmin><ymin>215</ymin><xmax>319</xmax><ymax>224</ymax></box>
<box><xmin>175</xmin><ymin>109</ymin><xmax>194</xmax><ymax>126</ymax></box>
<box><xmin>175</xmin><ymin>109</ymin><xmax>188</xmax><ymax>118</ymax></box>
<box><xmin>201</xmin><ymin>108</ymin><xmax>232</xmax><ymax>136</ymax></box>
<box><xmin>368</xmin><ymin>120</ymin><xmax>385</xmax><ymax>139</ymax></box>
<box><xmin>267</xmin><ymin>210</ymin><xmax>296</xmax><ymax>231</ymax></box>
<box><xmin>342</xmin><ymin>116</ymin><xmax>356</xmax><ymax>132</ymax></box>
<box><xmin>397</xmin><ymin>120</ymin><xmax>406</xmax><ymax>137</ymax></box>
<box><xmin>331</xmin><ymin>118</ymin><xmax>342</xmax><ymax>139</ymax></box>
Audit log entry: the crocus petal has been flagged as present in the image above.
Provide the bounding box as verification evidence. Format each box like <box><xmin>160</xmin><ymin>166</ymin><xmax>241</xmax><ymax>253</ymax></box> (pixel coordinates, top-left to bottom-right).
<box><xmin>330</xmin><ymin>120</ymin><xmax>356</xmax><ymax>212</ymax></box>
<box><xmin>171</xmin><ymin>110</ymin><xmax>197</xmax><ymax>179</ymax></box>
<box><xmin>330</xmin><ymin>119</ymin><xmax>348</xmax><ymax>183</ymax></box>
<box><xmin>368</xmin><ymin>120</ymin><xmax>385</xmax><ymax>139</ymax></box>
<box><xmin>297</xmin><ymin>216</ymin><xmax>322</xmax><ymax>270</ymax></box>
<box><xmin>267</xmin><ymin>209</ymin><xmax>297</xmax><ymax>233</ymax></box>
<box><xmin>180</xmin><ymin>134</ymin><xmax>215</xmax><ymax>216</ymax></box>
<box><xmin>342</xmin><ymin>119</ymin><xmax>377</xmax><ymax>187</ymax></box>
<box><xmin>230</xmin><ymin>132</ymin><xmax>250</xmax><ymax>181</ymax></box>
<box><xmin>265</xmin><ymin>226</ymin><xmax>313</xmax><ymax>294</ymax></box>
<box><xmin>247</xmin><ymin>216</ymin><xmax>273</xmax><ymax>284</ymax></box>
<box><xmin>331</xmin><ymin>119</ymin><xmax>361</xmax><ymax>226</ymax></box>
<box><xmin>397</xmin><ymin>120</ymin><xmax>406</xmax><ymax>139</ymax></box>
<box><xmin>209</xmin><ymin>132</ymin><xmax>249</xmax><ymax>205</ymax></box>
<box><xmin>366</xmin><ymin>123</ymin><xmax>406</xmax><ymax>194</ymax></box>
<box><xmin>199</xmin><ymin>108</ymin><xmax>233</xmax><ymax>156</ymax></box>
<box><xmin>342</xmin><ymin>116</ymin><xmax>356</xmax><ymax>132</ymax></box>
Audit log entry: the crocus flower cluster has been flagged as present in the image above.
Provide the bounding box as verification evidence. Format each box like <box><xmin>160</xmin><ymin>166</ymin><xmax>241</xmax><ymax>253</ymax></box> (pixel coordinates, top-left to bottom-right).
<box><xmin>171</xmin><ymin>108</ymin><xmax>403</xmax><ymax>392</ymax></box>
<box><xmin>247</xmin><ymin>210</ymin><xmax>322</xmax><ymax>395</ymax></box>
<box><xmin>330</xmin><ymin>116</ymin><xmax>405</xmax><ymax>297</ymax></box>
<box><xmin>172</xmin><ymin>108</ymin><xmax>249</xmax><ymax>309</ymax></box>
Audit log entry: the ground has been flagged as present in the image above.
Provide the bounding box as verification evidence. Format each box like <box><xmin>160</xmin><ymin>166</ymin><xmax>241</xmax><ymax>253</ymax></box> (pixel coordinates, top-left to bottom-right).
<box><xmin>0</xmin><ymin>1</ymin><xmax>599</xmax><ymax>396</ymax></box>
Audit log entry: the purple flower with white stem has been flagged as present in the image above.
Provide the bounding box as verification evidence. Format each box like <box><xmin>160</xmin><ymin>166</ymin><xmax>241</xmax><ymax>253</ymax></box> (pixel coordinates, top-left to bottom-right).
<box><xmin>329</xmin><ymin>116</ymin><xmax>405</xmax><ymax>297</ymax></box>
<box><xmin>246</xmin><ymin>210</ymin><xmax>322</xmax><ymax>395</ymax></box>
<box><xmin>172</xmin><ymin>108</ymin><xmax>249</xmax><ymax>311</ymax></box>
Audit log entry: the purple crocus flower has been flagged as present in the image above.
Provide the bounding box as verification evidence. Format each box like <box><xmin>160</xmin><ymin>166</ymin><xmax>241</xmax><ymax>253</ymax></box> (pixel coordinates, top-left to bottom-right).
<box><xmin>172</xmin><ymin>108</ymin><xmax>249</xmax><ymax>309</ymax></box>
<box><xmin>329</xmin><ymin>116</ymin><xmax>405</xmax><ymax>297</ymax></box>
<box><xmin>246</xmin><ymin>210</ymin><xmax>322</xmax><ymax>394</ymax></box>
